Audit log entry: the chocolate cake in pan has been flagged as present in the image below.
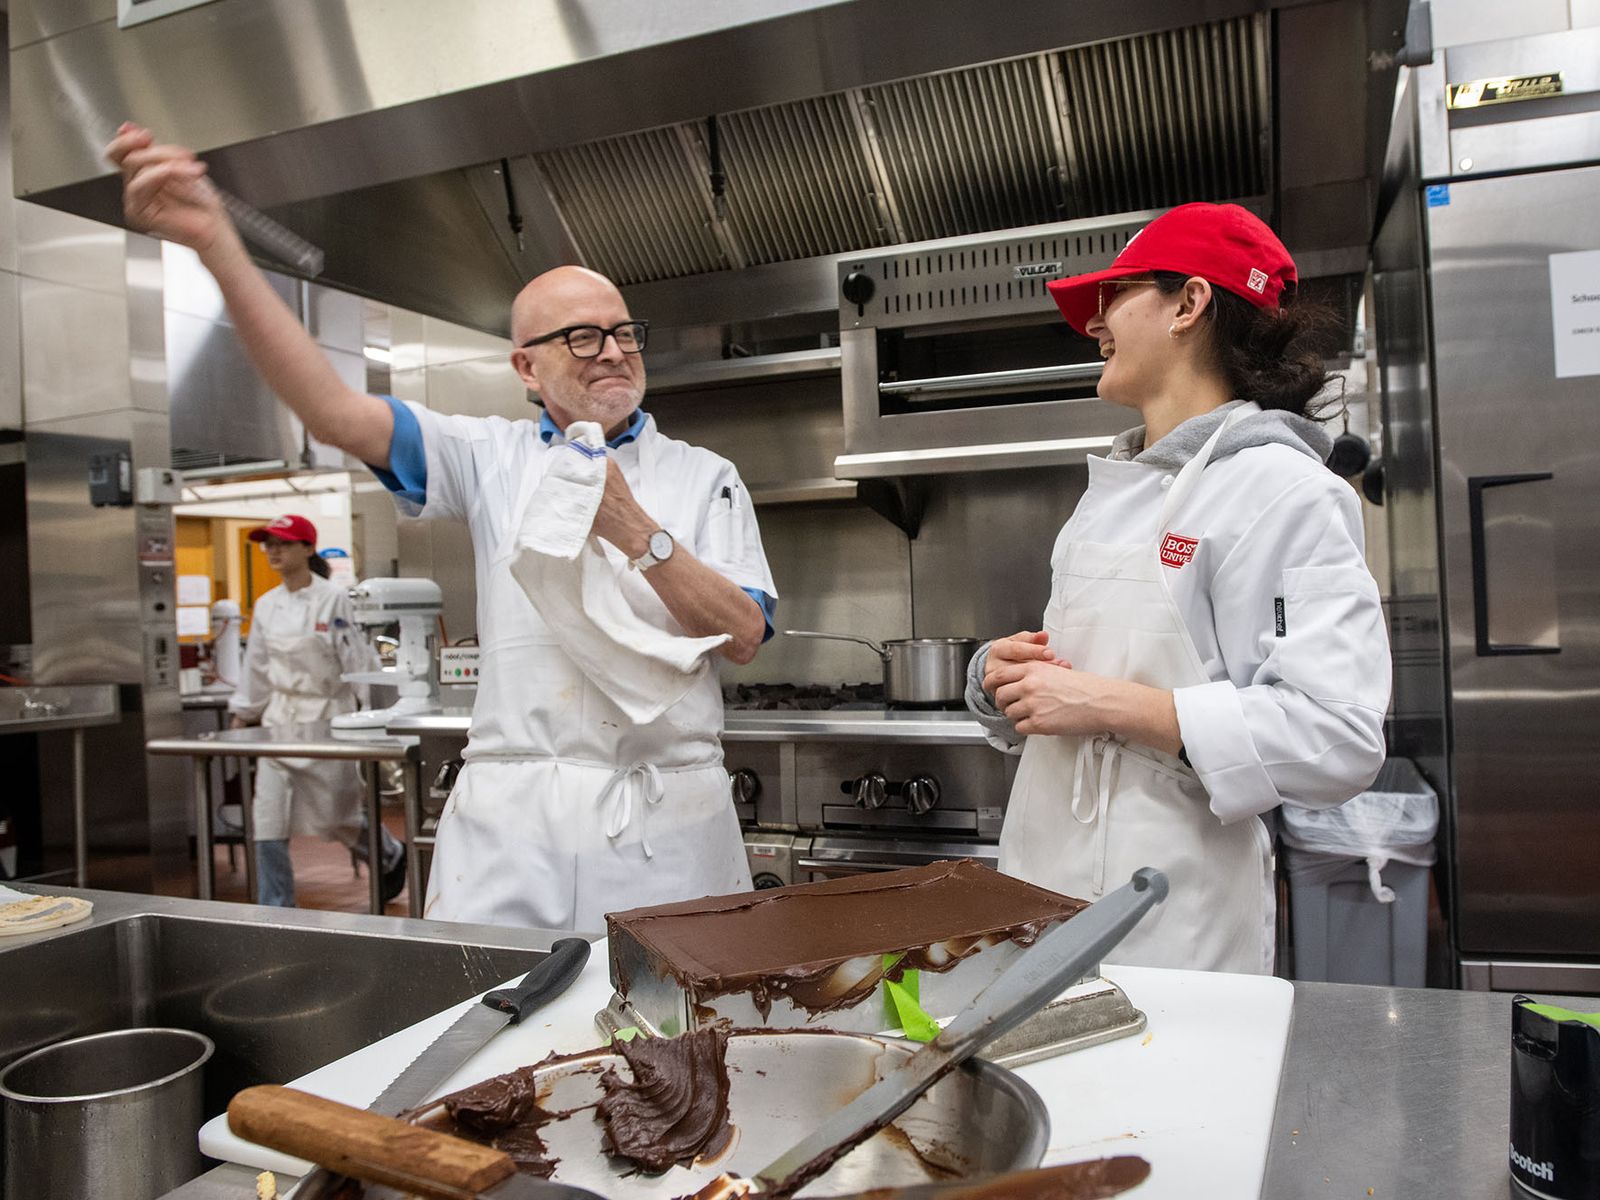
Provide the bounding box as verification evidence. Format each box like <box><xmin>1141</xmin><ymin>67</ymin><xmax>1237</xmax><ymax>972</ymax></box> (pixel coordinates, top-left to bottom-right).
<box><xmin>601</xmin><ymin>860</ymin><xmax>1089</xmax><ymax>1038</ymax></box>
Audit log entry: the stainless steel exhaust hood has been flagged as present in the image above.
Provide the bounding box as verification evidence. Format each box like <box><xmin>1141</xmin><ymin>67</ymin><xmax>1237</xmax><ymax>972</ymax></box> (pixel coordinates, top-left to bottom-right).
<box><xmin>10</xmin><ymin>0</ymin><xmax>1408</xmax><ymax>337</ymax></box>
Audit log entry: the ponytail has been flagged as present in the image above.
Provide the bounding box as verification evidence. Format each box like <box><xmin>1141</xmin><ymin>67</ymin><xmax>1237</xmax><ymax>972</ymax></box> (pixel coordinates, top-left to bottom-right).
<box><xmin>1152</xmin><ymin>272</ymin><xmax>1342</xmax><ymax>417</ymax></box>
<box><xmin>308</xmin><ymin>552</ymin><xmax>331</xmax><ymax>578</ymax></box>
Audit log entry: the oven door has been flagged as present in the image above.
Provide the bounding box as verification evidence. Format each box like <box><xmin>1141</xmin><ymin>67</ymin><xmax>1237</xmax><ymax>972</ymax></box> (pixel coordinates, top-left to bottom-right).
<box><xmin>797</xmin><ymin>834</ymin><xmax>999</xmax><ymax>883</ymax></box>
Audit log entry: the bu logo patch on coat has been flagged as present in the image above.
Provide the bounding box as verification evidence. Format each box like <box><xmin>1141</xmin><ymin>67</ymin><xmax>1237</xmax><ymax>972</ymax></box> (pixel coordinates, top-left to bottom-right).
<box><xmin>314</xmin><ymin>622</ymin><xmax>329</xmax><ymax>632</ymax></box>
<box><xmin>1160</xmin><ymin>532</ymin><xmax>1199</xmax><ymax>569</ymax></box>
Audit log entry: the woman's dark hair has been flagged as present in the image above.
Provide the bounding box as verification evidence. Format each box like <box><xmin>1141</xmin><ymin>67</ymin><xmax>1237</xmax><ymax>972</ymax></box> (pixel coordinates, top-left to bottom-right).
<box><xmin>307</xmin><ymin>551</ymin><xmax>331</xmax><ymax>578</ymax></box>
<box><xmin>1151</xmin><ymin>271</ymin><xmax>1342</xmax><ymax>418</ymax></box>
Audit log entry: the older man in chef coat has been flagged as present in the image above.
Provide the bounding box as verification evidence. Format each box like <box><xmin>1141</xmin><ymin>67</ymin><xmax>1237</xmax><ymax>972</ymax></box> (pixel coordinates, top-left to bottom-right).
<box><xmin>109</xmin><ymin>125</ymin><xmax>776</xmax><ymax>931</ymax></box>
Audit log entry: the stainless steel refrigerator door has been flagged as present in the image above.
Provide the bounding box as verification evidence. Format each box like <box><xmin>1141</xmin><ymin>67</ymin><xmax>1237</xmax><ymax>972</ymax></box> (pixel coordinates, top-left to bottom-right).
<box><xmin>1426</xmin><ymin>165</ymin><xmax>1600</xmax><ymax>959</ymax></box>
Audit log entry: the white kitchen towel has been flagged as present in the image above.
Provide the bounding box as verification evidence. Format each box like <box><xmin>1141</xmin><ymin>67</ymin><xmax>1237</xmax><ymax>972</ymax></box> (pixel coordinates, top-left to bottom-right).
<box><xmin>520</xmin><ymin>420</ymin><xmax>609</xmax><ymax>559</ymax></box>
<box><xmin>510</xmin><ymin>430</ymin><xmax>729</xmax><ymax>725</ymax></box>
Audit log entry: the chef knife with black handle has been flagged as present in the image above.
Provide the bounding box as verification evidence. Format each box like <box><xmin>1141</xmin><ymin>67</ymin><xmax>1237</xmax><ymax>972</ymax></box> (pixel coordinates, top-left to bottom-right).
<box><xmin>230</xmin><ymin>1085</ymin><xmax>1150</xmax><ymax>1200</ymax></box>
<box><xmin>290</xmin><ymin>937</ymin><xmax>590</xmax><ymax>1200</ymax></box>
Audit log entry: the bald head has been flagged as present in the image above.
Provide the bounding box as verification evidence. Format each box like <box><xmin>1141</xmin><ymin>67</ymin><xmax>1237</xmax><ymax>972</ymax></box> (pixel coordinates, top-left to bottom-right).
<box><xmin>509</xmin><ymin>265</ymin><xmax>645</xmax><ymax>438</ymax></box>
<box><xmin>510</xmin><ymin>265</ymin><xmax>627</xmax><ymax>346</ymax></box>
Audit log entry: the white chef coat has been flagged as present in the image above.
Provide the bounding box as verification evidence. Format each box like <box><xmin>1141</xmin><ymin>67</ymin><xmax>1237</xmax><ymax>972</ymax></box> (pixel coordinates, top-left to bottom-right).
<box><xmin>388</xmin><ymin>401</ymin><xmax>775</xmax><ymax>930</ymax></box>
<box><xmin>985</xmin><ymin>404</ymin><xmax>1390</xmax><ymax>970</ymax></box>
<box><xmin>228</xmin><ymin>574</ymin><xmax>377</xmax><ymax>841</ymax></box>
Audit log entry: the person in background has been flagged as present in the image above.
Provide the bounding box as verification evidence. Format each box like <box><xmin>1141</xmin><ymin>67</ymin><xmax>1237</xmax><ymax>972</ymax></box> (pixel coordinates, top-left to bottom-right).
<box><xmin>110</xmin><ymin>126</ymin><xmax>775</xmax><ymax>932</ymax></box>
<box><xmin>228</xmin><ymin>514</ymin><xmax>406</xmax><ymax>908</ymax></box>
<box><xmin>967</xmin><ymin>203</ymin><xmax>1390</xmax><ymax>974</ymax></box>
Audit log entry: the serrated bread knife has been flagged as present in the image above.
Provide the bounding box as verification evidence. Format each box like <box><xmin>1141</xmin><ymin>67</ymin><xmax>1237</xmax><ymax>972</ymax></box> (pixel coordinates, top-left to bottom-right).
<box><xmin>288</xmin><ymin>937</ymin><xmax>590</xmax><ymax>1200</ymax></box>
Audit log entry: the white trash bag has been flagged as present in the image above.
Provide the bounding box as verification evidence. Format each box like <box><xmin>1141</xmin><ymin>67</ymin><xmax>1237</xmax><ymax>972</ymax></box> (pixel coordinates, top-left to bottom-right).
<box><xmin>1280</xmin><ymin>758</ymin><xmax>1439</xmax><ymax>903</ymax></box>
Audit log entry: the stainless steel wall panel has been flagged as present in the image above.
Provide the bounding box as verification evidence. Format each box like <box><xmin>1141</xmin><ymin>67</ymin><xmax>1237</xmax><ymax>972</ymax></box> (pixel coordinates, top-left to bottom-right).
<box><xmin>0</xmin><ymin>274</ymin><xmax>20</xmax><ymax>430</ymax></box>
<box><xmin>24</xmin><ymin>425</ymin><xmax>144</xmax><ymax>684</ymax></box>
<box><xmin>163</xmin><ymin>308</ymin><xmax>302</xmax><ymax>463</ymax></box>
<box><xmin>14</xmin><ymin>203</ymin><xmax>127</xmax><ymax>297</ymax></box>
<box><xmin>724</xmin><ymin>503</ymin><xmax>913</xmax><ymax>687</ymax></box>
<box><xmin>7</xmin><ymin>0</ymin><xmax>112</xmax><ymax>49</ymax></box>
<box><xmin>18</xmin><ymin>277</ymin><xmax>131</xmax><ymax>424</ymax></box>
<box><xmin>1424</xmin><ymin>165</ymin><xmax>1600</xmax><ymax>960</ymax></box>
<box><xmin>908</xmin><ymin>467</ymin><xmax>1089</xmax><ymax>642</ymax></box>
<box><xmin>649</xmin><ymin>380</ymin><xmax>844</xmax><ymax>489</ymax></box>
<box><xmin>0</xmin><ymin>30</ymin><xmax>16</xmax><ymax>278</ymax></box>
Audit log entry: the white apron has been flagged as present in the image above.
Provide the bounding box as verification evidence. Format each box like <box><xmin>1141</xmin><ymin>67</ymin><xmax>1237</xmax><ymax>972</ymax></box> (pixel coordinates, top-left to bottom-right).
<box><xmin>1001</xmin><ymin>408</ymin><xmax>1275</xmax><ymax>973</ymax></box>
<box><xmin>423</xmin><ymin>429</ymin><xmax>751</xmax><ymax>932</ymax></box>
<box><xmin>255</xmin><ymin>623</ymin><xmax>363</xmax><ymax>843</ymax></box>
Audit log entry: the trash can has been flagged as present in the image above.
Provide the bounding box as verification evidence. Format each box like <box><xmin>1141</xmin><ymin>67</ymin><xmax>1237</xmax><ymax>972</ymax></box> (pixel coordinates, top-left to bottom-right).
<box><xmin>1280</xmin><ymin>758</ymin><xmax>1439</xmax><ymax>987</ymax></box>
<box><xmin>0</xmin><ymin>1027</ymin><xmax>213</xmax><ymax>1200</ymax></box>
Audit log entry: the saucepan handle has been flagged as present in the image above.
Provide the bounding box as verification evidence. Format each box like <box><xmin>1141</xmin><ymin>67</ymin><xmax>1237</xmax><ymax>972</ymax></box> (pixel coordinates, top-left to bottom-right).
<box><xmin>783</xmin><ymin>630</ymin><xmax>888</xmax><ymax>659</ymax></box>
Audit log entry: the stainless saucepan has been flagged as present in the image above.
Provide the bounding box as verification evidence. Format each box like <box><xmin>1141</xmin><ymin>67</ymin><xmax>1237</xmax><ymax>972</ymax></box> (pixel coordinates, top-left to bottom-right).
<box><xmin>784</xmin><ymin>631</ymin><xmax>979</xmax><ymax>707</ymax></box>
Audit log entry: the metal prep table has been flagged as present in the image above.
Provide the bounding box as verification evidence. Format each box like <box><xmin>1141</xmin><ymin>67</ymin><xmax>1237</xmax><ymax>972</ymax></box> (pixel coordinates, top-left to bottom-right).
<box><xmin>0</xmin><ymin>685</ymin><xmax>122</xmax><ymax>887</ymax></box>
<box><xmin>145</xmin><ymin>723</ymin><xmax>425</xmax><ymax>916</ymax></box>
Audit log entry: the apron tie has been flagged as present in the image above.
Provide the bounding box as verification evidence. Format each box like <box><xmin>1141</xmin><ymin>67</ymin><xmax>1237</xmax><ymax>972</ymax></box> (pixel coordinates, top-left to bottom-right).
<box><xmin>598</xmin><ymin>762</ymin><xmax>665</xmax><ymax>858</ymax></box>
<box><xmin>1069</xmin><ymin>735</ymin><xmax>1123</xmax><ymax>896</ymax></box>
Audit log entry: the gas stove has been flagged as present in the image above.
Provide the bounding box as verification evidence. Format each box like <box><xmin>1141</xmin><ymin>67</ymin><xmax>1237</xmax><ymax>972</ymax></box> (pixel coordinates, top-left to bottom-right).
<box><xmin>724</xmin><ymin>681</ymin><xmax>890</xmax><ymax>710</ymax></box>
<box><xmin>722</xmin><ymin>684</ymin><xmax>1015</xmax><ymax>889</ymax></box>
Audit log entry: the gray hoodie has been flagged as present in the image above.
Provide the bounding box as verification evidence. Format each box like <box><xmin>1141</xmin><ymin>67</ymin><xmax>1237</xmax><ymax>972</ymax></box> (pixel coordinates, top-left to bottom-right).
<box><xmin>965</xmin><ymin>401</ymin><xmax>1333</xmax><ymax>751</ymax></box>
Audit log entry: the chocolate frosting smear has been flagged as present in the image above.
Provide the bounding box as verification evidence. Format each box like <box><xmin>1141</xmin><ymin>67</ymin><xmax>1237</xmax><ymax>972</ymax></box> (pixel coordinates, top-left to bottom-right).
<box><xmin>597</xmin><ymin>1026</ymin><xmax>735</xmax><ymax>1173</ymax></box>
<box><xmin>423</xmin><ymin>1063</ymin><xmax>562</xmax><ymax>1177</ymax></box>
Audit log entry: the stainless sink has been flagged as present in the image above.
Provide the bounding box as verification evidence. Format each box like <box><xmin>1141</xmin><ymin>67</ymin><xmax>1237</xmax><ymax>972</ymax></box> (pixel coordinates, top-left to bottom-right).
<box><xmin>0</xmin><ymin>888</ymin><xmax>568</xmax><ymax>1196</ymax></box>
<box><xmin>0</xmin><ymin>685</ymin><xmax>120</xmax><ymax>733</ymax></box>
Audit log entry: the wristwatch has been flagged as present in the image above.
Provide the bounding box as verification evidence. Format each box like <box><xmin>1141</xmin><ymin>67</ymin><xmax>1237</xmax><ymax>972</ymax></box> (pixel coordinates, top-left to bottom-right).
<box><xmin>630</xmin><ymin>529</ymin><xmax>675</xmax><ymax>571</ymax></box>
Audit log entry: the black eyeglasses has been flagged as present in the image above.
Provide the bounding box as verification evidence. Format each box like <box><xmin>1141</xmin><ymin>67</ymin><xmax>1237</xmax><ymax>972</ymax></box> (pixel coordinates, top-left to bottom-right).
<box><xmin>519</xmin><ymin>320</ymin><xmax>649</xmax><ymax>358</ymax></box>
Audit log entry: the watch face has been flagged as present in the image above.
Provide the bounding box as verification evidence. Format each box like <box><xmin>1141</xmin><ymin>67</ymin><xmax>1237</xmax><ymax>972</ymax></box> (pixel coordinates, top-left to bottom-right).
<box><xmin>648</xmin><ymin>530</ymin><xmax>674</xmax><ymax>560</ymax></box>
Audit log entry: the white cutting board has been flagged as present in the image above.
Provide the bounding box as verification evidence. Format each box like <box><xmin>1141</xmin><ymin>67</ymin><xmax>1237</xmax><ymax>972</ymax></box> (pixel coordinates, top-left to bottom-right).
<box><xmin>202</xmin><ymin>945</ymin><xmax>1292</xmax><ymax>1200</ymax></box>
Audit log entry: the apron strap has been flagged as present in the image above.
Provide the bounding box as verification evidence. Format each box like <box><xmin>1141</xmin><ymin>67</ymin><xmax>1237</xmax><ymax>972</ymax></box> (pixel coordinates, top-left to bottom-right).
<box><xmin>1070</xmin><ymin>735</ymin><xmax>1124</xmax><ymax>896</ymax></box>
<box><xmin>598</xmin><ymin>762</ymin><xmax>666</xmax><ymax>859</ymax></box>
<box><xmin>1154</xmin><ymin>401</ymin><xmax>1258</xmax><ymax>534</ymax></box>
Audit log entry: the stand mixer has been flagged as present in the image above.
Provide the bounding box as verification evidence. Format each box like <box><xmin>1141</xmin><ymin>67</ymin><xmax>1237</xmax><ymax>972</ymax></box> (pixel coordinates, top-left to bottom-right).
<box><xmin>330</xmin><ymin>577</ymin><xmax>445</xmax><ymax>731</ymax></box>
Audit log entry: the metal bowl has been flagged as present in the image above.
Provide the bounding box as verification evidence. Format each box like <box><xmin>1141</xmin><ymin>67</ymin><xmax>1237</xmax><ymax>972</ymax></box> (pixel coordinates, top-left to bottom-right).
<box><xmin>480</xmin><ymin>1030</ymin><xmax>1047</xmax><ymax>1197</ymax></box>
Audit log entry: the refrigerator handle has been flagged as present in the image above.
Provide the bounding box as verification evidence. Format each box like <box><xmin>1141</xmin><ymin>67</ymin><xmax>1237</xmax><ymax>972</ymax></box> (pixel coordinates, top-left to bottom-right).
<box><xmin>1467</xmin><ymin>472</ymin><xmax>1560</xmax><ymax>657</ymax></box>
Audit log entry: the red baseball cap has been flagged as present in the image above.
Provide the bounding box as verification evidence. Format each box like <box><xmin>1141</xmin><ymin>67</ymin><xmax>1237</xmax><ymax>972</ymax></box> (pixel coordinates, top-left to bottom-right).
<box><xmin>247</xmin><ymin>514</ymin><xmax>317</xmax><ymax>545</ymax></box>
<box><xmin>1046</xmin><ymin>203</ymin><xmax>1297</xmax><ymax>335</ymax></box>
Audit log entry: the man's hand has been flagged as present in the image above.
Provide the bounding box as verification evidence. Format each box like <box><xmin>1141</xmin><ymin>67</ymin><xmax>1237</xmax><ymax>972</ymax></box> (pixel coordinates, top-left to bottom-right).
<box><xmin>228</xmin><ymin>715</ymin><xmax>250</xmax><ymax>730</ymax></box>
<box><xmin>106</xmin><ymin>124</ymin><xmax>233</xmax><ymax>257</ymax></box>
<box><xmin>591</xmin><ymin>458</ymin><xmax>657</xmax><ymax>559</ymax></box>
<box><xmin>983</xmin><ymin>630</ymin><xmax>1067</xmax><ymax>695</ymax></box>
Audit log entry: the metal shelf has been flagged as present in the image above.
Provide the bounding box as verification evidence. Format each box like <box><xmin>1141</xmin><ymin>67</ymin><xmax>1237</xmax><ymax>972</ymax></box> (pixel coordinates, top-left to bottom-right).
<box><xmin>647</xmin><ymin>347</ymin><xmax>842</xmax><ymax>394</ymax></box>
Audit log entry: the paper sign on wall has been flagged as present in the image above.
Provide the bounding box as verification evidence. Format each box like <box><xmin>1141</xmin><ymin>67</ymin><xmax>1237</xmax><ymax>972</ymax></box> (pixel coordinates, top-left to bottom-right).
<box><xmin>176</xmin><ymin>574</ymin><xmax>212</xmax><ymax>605</ymax></box>
<box><xmin>1549</xmin><ymin>250</ymin><xmax>1600</xmax><ymax>379</ymax></box>
<box><xmin>175</xmin><ymin>606</ymin><xmax>212</xmax><ymax>637</ymax></box>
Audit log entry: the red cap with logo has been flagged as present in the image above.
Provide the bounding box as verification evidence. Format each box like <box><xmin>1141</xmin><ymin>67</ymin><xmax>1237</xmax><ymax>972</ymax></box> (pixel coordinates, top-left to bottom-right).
<box><xmin>1046</xmin><ymin>203</ymin><xmax>1297</xmax><ymax>335</ymax></box>
<box><xmin>247</xmin><ymin>514</ymin><xmax>318</xmax><ymax>545</ymax></box>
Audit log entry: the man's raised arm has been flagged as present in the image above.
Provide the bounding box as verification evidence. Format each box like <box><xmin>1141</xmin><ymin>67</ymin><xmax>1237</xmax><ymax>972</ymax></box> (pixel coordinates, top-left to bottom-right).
<box><xmin>106</xmin><ymin>124</ymin><xmax>394</xmax><ymax>468</ymax></box>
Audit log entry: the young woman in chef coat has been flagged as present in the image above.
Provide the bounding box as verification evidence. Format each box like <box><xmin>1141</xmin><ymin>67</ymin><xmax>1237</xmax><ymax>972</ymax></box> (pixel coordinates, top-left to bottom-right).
<box><xmin>967</xmin><ymin>203</ymin><xmax>1390</xmax><ymax>974</ymax></box>
<box><xmin>227</xmin><ymin>514</ymin><xmax>406</xmax><ymax>908</ymax></box>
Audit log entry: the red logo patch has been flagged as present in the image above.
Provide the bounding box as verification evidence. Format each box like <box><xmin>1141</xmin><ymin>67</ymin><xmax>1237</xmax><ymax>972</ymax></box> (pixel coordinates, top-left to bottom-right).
<box><xmin>1160</xmin><ymin>533</ymin><xmax>1199</xmax><ymax>569</ymax></box>
<box><xmin>314</xmin><ymin>622</ymin><xmax>329</xmax><ymax>632</ymax></box>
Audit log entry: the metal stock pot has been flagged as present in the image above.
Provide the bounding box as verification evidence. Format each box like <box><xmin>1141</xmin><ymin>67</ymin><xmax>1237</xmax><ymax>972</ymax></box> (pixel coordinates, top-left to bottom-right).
<box><xmin>784</xmin><ymin>631</ymin><xmax>979</xmax><ymax>707</ymax></box>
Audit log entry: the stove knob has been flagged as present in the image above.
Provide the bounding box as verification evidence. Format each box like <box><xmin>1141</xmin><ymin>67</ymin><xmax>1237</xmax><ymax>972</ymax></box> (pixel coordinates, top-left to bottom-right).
<box><xmin>904</xmin><ymin>775</ymin><xmax>941</xmax><ymax>816</ymax></box>
<box><xmin>853</xmin><ymin>772</ymin><xmax>888</xmax><ymax>810</ymax></box>
<box><xmin>841</xmin><ymin>270</ymin><xmax>875</xmax><ymax>308</ymax></box>
<box><xmin>730</xmin><ymin>768</ymin><xmax>761</xmax><ymax>805</ymax></box>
